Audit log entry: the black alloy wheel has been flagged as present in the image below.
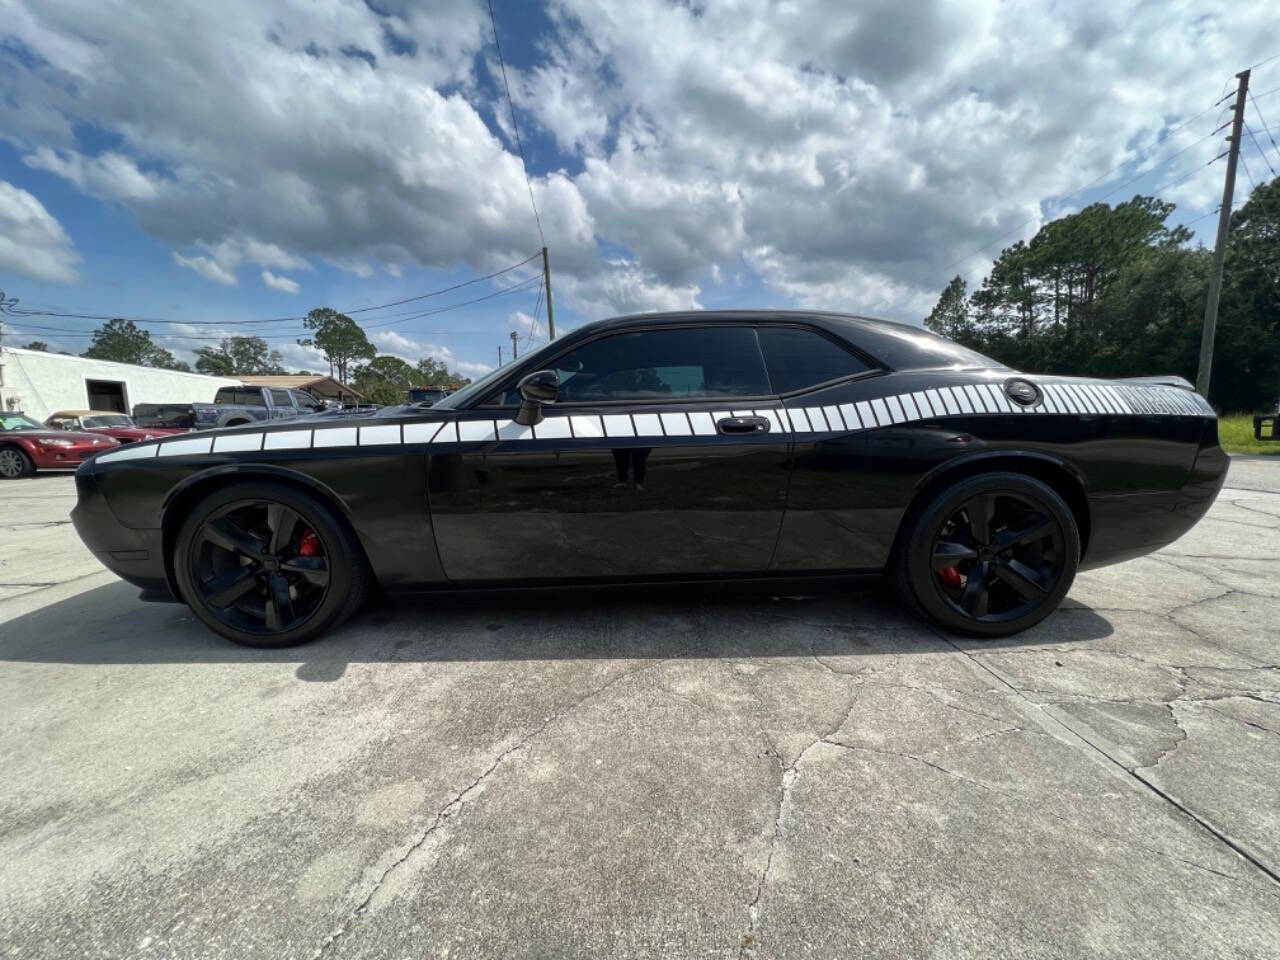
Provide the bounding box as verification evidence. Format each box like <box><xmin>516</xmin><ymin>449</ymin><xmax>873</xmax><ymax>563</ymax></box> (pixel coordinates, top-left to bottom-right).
<box><xmin>174</xmin><ymin>482</ymin><xmax>366</xmax><ymax>647</ymax></box>
<box><xmin>896</xmin><ymin>472</ymin><xmax>1079</xmax><ymax>637</ymax></box>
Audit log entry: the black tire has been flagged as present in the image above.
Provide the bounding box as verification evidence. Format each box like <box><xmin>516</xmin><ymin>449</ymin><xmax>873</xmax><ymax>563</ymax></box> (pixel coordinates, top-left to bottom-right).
<box><xmin>892</xmin><ymin>472</ymin><xmax>1079</xmax><ymax>638</ymax></box>
<box><xmin>173</xmin><ymin>481</ymin><xmax>368</xmax><ymax>647</ymax></box>
<box><xmin>0</xmin><ymin>446</ymin><xmax>35</xmax><ymax>479</ymax></box>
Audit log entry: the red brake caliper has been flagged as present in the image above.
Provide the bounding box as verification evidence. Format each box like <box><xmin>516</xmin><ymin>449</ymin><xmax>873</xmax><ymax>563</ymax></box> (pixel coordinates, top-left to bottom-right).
<box><xmin>298</xmin><ymin>529</ymin><xmax>322</xmax><ymax>557</ymax></box>
<box><xmin>938</xmin><ymin>565</ymin><xmax>963</xmax><ymax>589</ymax></box>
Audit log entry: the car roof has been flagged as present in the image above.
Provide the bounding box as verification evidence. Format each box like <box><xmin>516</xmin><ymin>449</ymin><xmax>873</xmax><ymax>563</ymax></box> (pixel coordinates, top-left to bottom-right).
<box><xmin>589</xmin><ymin>308</ymin><xmax>897</xmax><ymax>330</ymax></box>
<box><xmin>564</xmin><ymin>309</ymin><xmax>1002</xmax><ymax>372</ymax></box>
<box><xmin>48</xmin><ymin>409</ymin><xmax>125</xmax><ymax>418</ymax></box>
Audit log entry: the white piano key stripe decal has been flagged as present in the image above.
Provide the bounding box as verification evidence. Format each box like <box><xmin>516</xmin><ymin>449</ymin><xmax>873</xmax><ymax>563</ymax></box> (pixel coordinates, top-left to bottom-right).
<box><xmin>212</xmin><ymin>432</ymin><xmax>264</xmax><ymax>453</ymax></box>
<box><xmin>95</xmin><ymin>379</ymin><xmax>1217</xmax><ymax>464</ymax></box>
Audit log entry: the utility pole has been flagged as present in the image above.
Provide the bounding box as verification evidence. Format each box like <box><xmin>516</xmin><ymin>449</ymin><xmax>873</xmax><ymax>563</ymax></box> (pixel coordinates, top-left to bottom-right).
<box><xmin>0</xmin><ymin>290</ymin><xmax>13</xmax><ymax>396</ymax></box>
<box><xmin>510</xmin><ymin>329</ymin><xmax>518</xmax><ymax>360</ymax></box>
<box><xmin>1197</xmin><ymin>68</ymin><xmax>1250</xmax><ymax>398</ymax></box>
<box><xmin>498</xmin><ymin>345</ymin><xmax>504</xmax><ymax>367</ymax></box>
<box><xmin>541</xmin><ymin>246</ymin><xmax>556</xmax><ymax>340</ymax></box>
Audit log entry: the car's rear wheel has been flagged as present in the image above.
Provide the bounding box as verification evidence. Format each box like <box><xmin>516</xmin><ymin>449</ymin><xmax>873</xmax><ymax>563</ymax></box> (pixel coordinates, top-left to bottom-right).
<box><xmin>173</xmin><ymin>482</ymin><xmax>367</xmax><ymax>647</ymax></box>
<box><xmin>893</xmin><ymin>472</ymin><xmax>1079</xmax><ymax>637</ymax></box>
<box><xmin>0</xmin><ymin>447</ymin><xmax>35</xmax><ymax>479</ymax></box>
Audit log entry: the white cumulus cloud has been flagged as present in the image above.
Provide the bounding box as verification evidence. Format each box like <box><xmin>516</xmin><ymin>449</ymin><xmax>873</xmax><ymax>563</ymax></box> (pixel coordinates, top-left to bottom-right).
<box><xmin>373</xmin><ymin>330</ymin><xmax>492</xmax><ymax>378</ymax></box>
<box><xmin>0</xmin><ymin>180</ymin><xmax>80</xmax><ymax>283</ymax></box>
<box><xmin>2</xmin><ymin>0</ymin><xmax>1276</xmax><ymax>325</ymax></box>
<box><xmin>260</xmin><ymin>270</ymin><xmax>300</xmax><ymax>294</ymax></box>
<box><xmin>173</xmin><ymin>252</ymin><xmax>237</xmax><ymax>286</ymax></box>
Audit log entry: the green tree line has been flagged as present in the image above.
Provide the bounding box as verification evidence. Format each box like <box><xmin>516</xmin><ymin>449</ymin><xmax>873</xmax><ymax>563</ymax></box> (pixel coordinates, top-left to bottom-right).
<box><xmin>76</xmin><ymin>307</ymin><xmax>471</xmax><ymax>405</ymax></box>
<box><xmin>925</xmin><ymin>179</ymin><xmax>1280</xmax><ymax>412</ymax></box>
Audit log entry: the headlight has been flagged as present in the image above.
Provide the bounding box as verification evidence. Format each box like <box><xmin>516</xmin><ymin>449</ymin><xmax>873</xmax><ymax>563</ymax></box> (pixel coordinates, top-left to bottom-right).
<box><xmin>143</xmin><ymin>433</ymin><xmax>156</xmax><ymax>440</ymax></box>
<box><xmin>37</xmin><ymin>438</ymin><xmax>76</xmax><ymax>448</ymax></box>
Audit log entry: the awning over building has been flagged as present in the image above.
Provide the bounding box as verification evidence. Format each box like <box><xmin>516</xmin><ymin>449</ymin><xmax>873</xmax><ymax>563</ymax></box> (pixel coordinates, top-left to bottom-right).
<box><xmin>237</xmin><ymin>375</ymin><xmax>361</xmax><ymax>402</ymax></box>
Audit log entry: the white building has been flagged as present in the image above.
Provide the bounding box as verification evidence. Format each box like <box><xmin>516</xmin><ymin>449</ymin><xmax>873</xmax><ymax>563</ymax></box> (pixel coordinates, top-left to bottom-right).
<box><xmin>0</xmin><ymin>347</ymin><xmax>241</xmax><ymax>422</ymax></box>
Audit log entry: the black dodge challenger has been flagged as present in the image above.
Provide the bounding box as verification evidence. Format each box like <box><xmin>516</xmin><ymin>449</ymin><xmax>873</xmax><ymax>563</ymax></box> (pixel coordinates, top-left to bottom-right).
<box><xmin>72</xmin><ymin>311</ymin><xmax>1226</xmax><ymax>647</ymax></box>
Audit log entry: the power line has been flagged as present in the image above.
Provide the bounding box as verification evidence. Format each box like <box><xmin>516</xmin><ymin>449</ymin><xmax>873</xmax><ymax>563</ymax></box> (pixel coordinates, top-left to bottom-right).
<box><xmin>361</xmin><ymin>275</ymin><xmax>544</xmax><ymax>328</ymax></box>
<box><xmin>5</xmin><ymin>252</ymin><xmax>541</xmax><ymax>327</ymax></box>
<box><xmin>1238</xmin><ymin>149</ymin><xmax>1259</xmax><ymax>190</ymax></box>
<box><xmin>1243</xmin><ymin>123</ymin><xmax>1278</xmax><ymax>177</ymax></box>
<box><xmin>342</xmin><ymin>253</ymin><xmax>540</xmax><ymax>315</ymax></box>
<box><xmin>1246</xmin><ymin>51</ymin><xmax>1280</xmax><ymax>72</ymax></box>
<box><xmin>911</xmin><ymin>74</ymin><xmax>1280</xmax><ymax>303</ymax></box>
<box><xmin>486</xmin><ymin>0</ymin><xmax>545</xmax><ymax>249</ymax></box>
<box><xmin>1247</xmin><ymin>93</ymin><xmax>1280</xmax><ymax>167</ymax></box>
<box><xmin>915</xmin><ymin>99</ymin><xmax>1227</xmax><ymax>291</ymax></box>
<box><xmin>1183</xmin><ymin>206</ymin><xmax>1222</xmax><ymax>229</ymax></box>
<box><xmin>1145</xmin><ymin>149</ymin><xmax>1226</xmax><ymax>197</ymax></box>
<box><xmin>2</xmin><ymin>322</ymin><xmax>293</xmax><ymax>342</ymax></box>
<box><xmin>524</xmin><ymin>281</ymin><xmax>544</xmax><ymax>350</ymax></box>
<box><xmin>5</xmin><ymin>279</ymin><xmax>541</xmax><ymax>338</ymax></box>
<box><xmin>1092</xmin><ymin>127</ymin><xmax>1222</xmax><ymax>203</ymax></box>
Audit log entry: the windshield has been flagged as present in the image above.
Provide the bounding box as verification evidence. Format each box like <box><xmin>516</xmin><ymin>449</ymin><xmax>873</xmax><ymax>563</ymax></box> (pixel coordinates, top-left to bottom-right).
<box><xmin>84</xmin><ymin>415</ymin><xmax>133</xmax><ymax>428</ymax></box>
<box><xmin>0</xmin><ymin>414</ymin><xmax>44</xmax><ymax>431</ymax></box>
<box><xmin>433</xmin><ymin>337</ymin><xmax>565</xmax><ymax>409</ymax></box>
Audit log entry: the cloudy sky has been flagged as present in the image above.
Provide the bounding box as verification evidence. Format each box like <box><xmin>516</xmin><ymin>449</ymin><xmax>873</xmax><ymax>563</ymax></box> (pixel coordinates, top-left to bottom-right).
<box><xmin>1</xmin><ymin>0</ymin><xmax>1277</xmax><ymax>377</ymax></box>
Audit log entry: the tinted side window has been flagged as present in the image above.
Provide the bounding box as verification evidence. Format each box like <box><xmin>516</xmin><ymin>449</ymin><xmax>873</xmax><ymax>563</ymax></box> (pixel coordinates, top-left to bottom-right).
<box><xmin>757</xmin><ymin>327</ymin><xmax>871</xmax><ymax>394</ymax></box>
<box><xmin>215</xmin><ymin>388</ymin><xmax>263</xmax><ymax>405</ymax></box>
<box><xmin>498</xmin><ymin>327</ymin><xmax>771</xmax><ymax>404</ymax></box>
<box><xmin>269</xmin><ymin>389</ymin><xmax>294</xmax><ymax>408</ymax></box>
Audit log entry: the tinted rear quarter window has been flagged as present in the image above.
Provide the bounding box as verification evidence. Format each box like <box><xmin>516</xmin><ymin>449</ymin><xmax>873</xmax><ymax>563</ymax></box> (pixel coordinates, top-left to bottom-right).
<box><xmin>829</xmin><ymin>318</ymin><xmax>1003</xmax><ymax>371</ymax></box>
<box><xmin>757</xmin><ymin>326</ymin><xmax>871</xmax><ymax>394</ymax></box>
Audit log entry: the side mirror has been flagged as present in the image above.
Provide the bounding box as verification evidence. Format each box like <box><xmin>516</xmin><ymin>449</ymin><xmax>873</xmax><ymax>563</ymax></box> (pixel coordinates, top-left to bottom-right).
<box><xmin>515</xmin><ymin>369</ymin><xmax>559</xmax><ymax>426</ymax></box>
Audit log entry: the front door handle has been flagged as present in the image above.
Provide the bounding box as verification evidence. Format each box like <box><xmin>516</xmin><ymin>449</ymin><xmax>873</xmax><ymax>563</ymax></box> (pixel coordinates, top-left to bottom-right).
<box><xmin>717</xmin><ymin>415</ymin><xmax>770</xmax><ymax>435</ymax></box>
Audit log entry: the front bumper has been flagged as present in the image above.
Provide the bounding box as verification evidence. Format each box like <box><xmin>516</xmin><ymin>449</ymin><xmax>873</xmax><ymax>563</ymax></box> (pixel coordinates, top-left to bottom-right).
<box><xmin>33</xmin><ymin>443</ymin><xmax>115</xmax><ymax>469</ymax></box>
<box><xmin>71</xmin><ymin>468</ymin><xmax>173</xmax><ymax>597</ymax></box>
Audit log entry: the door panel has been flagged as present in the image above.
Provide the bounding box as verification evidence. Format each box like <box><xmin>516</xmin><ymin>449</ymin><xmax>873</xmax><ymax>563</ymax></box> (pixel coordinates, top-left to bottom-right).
<box><xmin>427</xmin><ymin>408</ymin><xmax>792</xmax><ymax>582</ymax></box>
<box><xmin>774</xmin><ymin>384</ymin><xmax>948</xmax><ymax>572</ymax></box>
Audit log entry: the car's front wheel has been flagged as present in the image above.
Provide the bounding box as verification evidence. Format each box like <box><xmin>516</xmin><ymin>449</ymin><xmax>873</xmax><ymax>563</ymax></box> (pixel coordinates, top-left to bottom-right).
<box><xmin>173</xmin><ymin>482</ymin><xmax>367</xmax><ymax>647</ymax></box>
<box><xmin>893</xmin><ymin>472</ymin><xmax>1080</xmax><ymax>637</ymax></box>
<box><xmin>0</xmin><ymin>446</ymin><xmax>35</xmax><ymax>479</ymax></box>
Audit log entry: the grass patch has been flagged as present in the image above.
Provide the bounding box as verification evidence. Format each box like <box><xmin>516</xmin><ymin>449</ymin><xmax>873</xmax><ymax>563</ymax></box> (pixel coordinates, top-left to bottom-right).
<box><xmin>1218</xmin><ymin>413</ymin><xmax>1280</xmax><ymax>456</ymax></box>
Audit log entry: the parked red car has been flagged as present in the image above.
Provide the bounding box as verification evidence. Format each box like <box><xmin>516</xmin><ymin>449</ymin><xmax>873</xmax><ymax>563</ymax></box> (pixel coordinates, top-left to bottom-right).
<box><xmin>0</xmin><ymin>413</ymin><xmax>119</xmax><ymax>478</ymax></box>
<box><xmin>45</xmin><ymin>410</ymin><xmax>186</xmax><ymax>444</ymax></box>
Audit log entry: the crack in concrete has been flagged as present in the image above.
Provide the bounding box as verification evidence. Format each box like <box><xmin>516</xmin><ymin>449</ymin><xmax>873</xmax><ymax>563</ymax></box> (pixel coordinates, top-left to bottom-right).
<box><xmin>857</xmin><ymin>678</ymin><xmax>1018</xmax><ymax>727</ymax></box>
<box><xmin>1148</xmin><ymin>554</ymin><xmax>1276</xmax><ymax>603</ymax></box>
<box><xmin>1198</xmin><ymin>703</ymin><xmax>1280</xmax><ymax>739</ymax></box>
<box><xmin>820</xmin><ymin>740</ymin><xmax>1244</xmax><ymax>884</ymax></box>
<box><xmin>309</xmin><ymin>659</ymin><xmax>665</xmax><ymax>960</ymax></box>
<box><xmin>976</xmin><ymin>643</ymin><xmax>1230</xmax><ymax>676</ymax></box>
<box><xmin>1058</xmin><ymin>587</ymin><xmax>1275</xmax><ymax>669</ymax></box>
<box><xmin>1195</xmin><ymin>514</ymin><xmax>1280</xmax><ymax>532</ymax></box>
<box><xmin>1146</xmin><ymin>703</ymin><xmax>1190</xmax><ymax>769</ymax></box>
<box><xmin>1163</xmin><ymin>551</ymin><xmax>1280</xmax><ymax>561</ymax></box>
<box><xmin>738</xmin><ymin>682</ymin><xmax>863</xmax><ymax>958</ymax></box>
<box><xmin>1224</xmin><ymin>499</ymin><xmax>1280</xmax><ymax>523</ymax></box>
<box><xmin>940</xmin><ymin>634</ymin><xmax>1280</xmax><ymax>891</ymax></box>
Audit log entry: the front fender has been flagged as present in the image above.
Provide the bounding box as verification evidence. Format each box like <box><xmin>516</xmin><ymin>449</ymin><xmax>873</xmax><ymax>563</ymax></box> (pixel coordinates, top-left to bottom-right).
<box><xmin>160</xmin><ymin>462</ymin><xmax>358</xmax><ymax>527</ymax></box>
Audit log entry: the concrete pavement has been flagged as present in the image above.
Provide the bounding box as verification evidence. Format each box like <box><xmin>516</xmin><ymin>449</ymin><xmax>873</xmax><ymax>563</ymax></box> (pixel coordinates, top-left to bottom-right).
<box><xmin>1</xmin><ymin>461</ymin><xmax>1277</xmax><ymax>959</ymax></box>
